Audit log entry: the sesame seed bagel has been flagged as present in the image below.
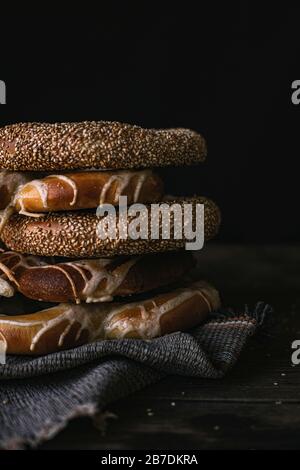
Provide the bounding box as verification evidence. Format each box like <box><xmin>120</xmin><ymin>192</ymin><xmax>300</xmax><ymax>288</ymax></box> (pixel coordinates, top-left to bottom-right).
<box><xmin>0</xmin><ymin>121</ymin><xmax>207</xmax><ymax>171</ymax></box>
<box><xmin>0</xmin><ymin>251</ymin><xmax>195</xmax><ymax>303</ymax></box>
<box><xmin>1</xmin><ymin>197</ymin><xmax>221</xmax><ymax>258</ymax></box>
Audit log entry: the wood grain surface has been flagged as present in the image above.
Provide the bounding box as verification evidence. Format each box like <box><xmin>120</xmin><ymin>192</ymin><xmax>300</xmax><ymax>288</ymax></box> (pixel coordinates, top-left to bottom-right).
<box><xmin>38</xmin><ymin>244</ymin><xmax>299</xmax><ymax>450</ymax></box>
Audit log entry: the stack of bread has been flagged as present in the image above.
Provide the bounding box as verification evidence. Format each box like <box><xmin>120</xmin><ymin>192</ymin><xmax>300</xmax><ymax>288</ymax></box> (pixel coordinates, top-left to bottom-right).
<box><xmin>0</xmin><ymin>121</ymin><xmax>221</xmax><ymax>355</ymax></box>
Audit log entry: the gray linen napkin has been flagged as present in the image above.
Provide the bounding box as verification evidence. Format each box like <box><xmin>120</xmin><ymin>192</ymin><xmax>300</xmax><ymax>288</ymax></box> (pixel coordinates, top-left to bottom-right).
<box><xmin>0</xmin><ymin>303</ymin><xmax>271</xmax><ymax>449</ymax></box>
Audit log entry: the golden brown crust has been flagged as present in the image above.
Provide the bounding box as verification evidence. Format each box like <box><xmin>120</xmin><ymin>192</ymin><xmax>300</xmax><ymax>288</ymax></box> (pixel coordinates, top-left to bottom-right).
<box><xmin>14</xmin><ymin>170</ymin><xmax>164</xmax><ymax>213</ymax></box>
<box><xmin>0</xmin><ymin>171</ymin><xmax>37</xmax><ymax>210</ymax></box>
<box><xmin>0</xmin><ymin>251</ymin><xmax>195</xmax><ymax>303</ymax></box>
<box><xmin>1</xmin><ymin>197</ymin><xmax>221</xmax><ymax>258</ymax></box>
<box><xmin>0</xmin><ymin>281</ymin><xmax>220</xmax><ymax>355</ymax></box>
<box><xmin>0</xmin><ymin>121</ymin><xmax>207</xmax><ymax>171</ymax></box>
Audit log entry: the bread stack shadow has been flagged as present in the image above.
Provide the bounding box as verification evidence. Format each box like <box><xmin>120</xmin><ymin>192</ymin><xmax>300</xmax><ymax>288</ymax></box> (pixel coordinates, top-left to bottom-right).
<box><xmin>0</xmin><ymin>121</ymin><xmax>221</xmax><ymax>355</ymax></box>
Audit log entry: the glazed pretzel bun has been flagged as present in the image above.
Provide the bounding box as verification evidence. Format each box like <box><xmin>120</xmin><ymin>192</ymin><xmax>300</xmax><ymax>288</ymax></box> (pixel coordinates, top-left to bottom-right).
<box><xmin>0</xmin><ymin>171</ymin><xmax>37</xmax><ymax>233</ymax></box>
<box><xmin>0</xmin><ymin>121</ymin><xmax>207</xmax><ymax>171</ymax></box>
<box><xmin>0</xmin><ymin>171</ymin><xmax>37</xmax><ymax>210</ymax></box>
<box><xmin>1</xmin><ymin>197</ymin><xmax>221</xmax><ymax>257</ymax></box>
<box><xmin>13</xmin><ymin>169</ymin><xmax>164</xmax><ymax>214</ymax></box>
<box><xmin>0</xmin><ymin>281</ymin><xmax>220</xmax><ymax>355</ymax></box>
<box><xmin>0</xmin><ymin>251</ymin><xmax>195</xmax><ymax>303</ymax></box>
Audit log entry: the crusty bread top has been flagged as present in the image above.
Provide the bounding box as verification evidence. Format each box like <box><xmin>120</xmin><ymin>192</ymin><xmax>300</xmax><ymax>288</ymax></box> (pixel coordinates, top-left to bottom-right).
<box><xmin>0</xmin><ymin>121</ymin><xmax>207</xmax><ymax>171</ymax></box>
<box><xmin>0</xmin><ymin>250</ymin><xmax>195</xmax><ymax>303</ymax></box>
<box><xmin>0</xmin><ymin>281</ymin><xmax>220</xmax><ymax>355</ymax></box>
<box><xmin>1</xmin><ymin>197</ymin><xmax>221</xmax><ymax>258</ymax></box>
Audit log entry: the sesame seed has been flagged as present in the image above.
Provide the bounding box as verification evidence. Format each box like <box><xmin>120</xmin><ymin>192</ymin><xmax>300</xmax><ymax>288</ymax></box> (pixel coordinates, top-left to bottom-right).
<box><xmin>1</xmin><ymin>197</ymin><xmax>220</xmax><ymax>257</ymax></box>
<box><xmin>0</xmin><ymin>121</ymin><xmax>207</xmax><ymax>171</ymax></box>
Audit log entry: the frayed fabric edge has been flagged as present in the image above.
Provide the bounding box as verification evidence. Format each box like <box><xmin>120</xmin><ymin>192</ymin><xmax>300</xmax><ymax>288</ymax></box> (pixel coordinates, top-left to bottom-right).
<box><xmin>210</xmin><ymin>302</ymin><xmax>273</xmax><ymax>325</ymax></box>
<box><xmin>0</xmin><ymin>302</ymin><xmax>273</xmax><ymax>449</ymax></box>
<box><xmin>0</xmin><ymin>403</ymin><xmax>117</xmax><ymax>450</ymax></box>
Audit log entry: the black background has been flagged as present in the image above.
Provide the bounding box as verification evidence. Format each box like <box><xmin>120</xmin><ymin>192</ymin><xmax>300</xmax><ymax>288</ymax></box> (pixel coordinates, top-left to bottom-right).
<box><xmin>0</xmin><ymin>3</ymin><xmax>299</xmax><ymax>243</ymax></box>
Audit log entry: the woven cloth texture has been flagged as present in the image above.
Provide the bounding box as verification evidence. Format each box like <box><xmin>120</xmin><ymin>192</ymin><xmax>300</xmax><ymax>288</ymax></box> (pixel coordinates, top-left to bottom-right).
<box><xmin>0</xmin><ymin>303</ymin><xmax>271</xmax><ymax>449</ymax></box>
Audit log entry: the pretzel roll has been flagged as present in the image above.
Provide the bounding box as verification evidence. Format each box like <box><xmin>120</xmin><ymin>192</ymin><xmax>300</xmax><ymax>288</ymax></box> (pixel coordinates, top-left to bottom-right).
<box><xmin>0</xmin><ymin>171</ymin><xmax>37</xmax><ymax>210</ymax></box>
<box><xmin>0</xmin><ymin>281</ymin><xmax>220</xmax><ymax>355</ymax></box>
<box><xmin>14</xmin><ymin>170</ymin><xmax>164</xmax><ymax>214</ymax></box>
<box><xmin>0</xmin><ymin>121</ymin><xmax>207</xmax><ymax>171</ymax></box>
<box><xmin>0</xmin><ymin>251</ymin><xmax>195</xmax><ymax>303</ymax></box>
<box><xmin>0</xmin><ymin>171</ymin><xmax>37</xmax><ymax>233</ymax></box>
<box><xmin>1</xmin><ymin>197</ymin><xmax>221</xmax><ymax>257</ymax></box>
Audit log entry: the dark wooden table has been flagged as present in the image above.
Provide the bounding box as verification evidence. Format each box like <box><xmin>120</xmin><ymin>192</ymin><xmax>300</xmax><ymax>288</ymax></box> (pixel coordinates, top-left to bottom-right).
<box><xmin>40</xmin><ymin>245</ymin><xmax>300</xmax><ymax>450</ymax></box>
